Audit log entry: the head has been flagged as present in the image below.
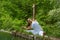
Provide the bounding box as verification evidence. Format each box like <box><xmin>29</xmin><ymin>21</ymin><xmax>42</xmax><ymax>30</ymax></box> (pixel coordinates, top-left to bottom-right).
<box><xmin>27</xmin><ymin>18</ymin><xmax>32</xmax><ymax>24</ymax></box>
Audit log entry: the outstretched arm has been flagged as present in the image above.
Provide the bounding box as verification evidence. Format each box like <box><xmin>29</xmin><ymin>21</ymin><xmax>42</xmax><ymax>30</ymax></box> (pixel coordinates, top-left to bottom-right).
<box><xmin>26</xmin><ymin>26</ymin><xmax>31</xmax><ymax>30</ymax></box>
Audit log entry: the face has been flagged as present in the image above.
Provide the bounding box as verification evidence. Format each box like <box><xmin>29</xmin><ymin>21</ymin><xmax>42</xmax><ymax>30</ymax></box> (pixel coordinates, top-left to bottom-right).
<box><xmin>27</xmin><ymin>19</ymin><xmax>32</xmax><ymax>24</ymax></box>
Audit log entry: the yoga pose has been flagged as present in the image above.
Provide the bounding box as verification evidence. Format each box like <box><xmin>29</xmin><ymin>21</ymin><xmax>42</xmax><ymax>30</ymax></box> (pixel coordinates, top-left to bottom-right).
<box><xmin>25</xmin><ymin>18</ymin><xmax>44</xmax><ymax>36</ymax></box>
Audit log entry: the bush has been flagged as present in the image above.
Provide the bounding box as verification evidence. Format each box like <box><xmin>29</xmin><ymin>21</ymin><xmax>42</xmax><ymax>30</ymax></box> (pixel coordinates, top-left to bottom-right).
<box><xmin>43</xmin><ymin>8</ymin><xmax>60</xmax><ymax>37</ymax></box>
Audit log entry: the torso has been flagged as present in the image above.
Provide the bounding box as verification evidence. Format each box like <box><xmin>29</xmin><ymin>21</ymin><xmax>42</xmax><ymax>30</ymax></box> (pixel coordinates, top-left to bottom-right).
<box><xmin>31</xmin><ymin>20</ymin><xmax>43</xmax><ymax>31</ymax></box>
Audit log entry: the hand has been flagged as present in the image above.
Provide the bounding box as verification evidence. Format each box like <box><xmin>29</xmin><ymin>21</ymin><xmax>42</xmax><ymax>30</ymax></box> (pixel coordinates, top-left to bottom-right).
<box><xmin>21</xmin><ymin>26</ymin><xmax>26</xmax><ymax>29</ymax></box>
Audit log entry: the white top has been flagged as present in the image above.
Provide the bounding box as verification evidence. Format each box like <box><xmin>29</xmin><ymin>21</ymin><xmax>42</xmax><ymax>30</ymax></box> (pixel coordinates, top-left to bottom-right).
<box><xmin>31</xmin><ymin>20</ymin><xmax>43</xmax><ymax>31</ymax></box>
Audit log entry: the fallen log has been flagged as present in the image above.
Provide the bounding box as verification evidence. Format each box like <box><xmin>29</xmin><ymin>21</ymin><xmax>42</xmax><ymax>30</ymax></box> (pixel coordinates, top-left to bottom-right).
<box><xmin>0</xmin><ymin>29</ymin><xmax>51</xmax><ymax>40</ymax></box>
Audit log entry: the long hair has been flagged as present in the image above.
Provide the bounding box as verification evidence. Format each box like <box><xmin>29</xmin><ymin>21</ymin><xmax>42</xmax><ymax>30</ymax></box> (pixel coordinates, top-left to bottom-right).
<box><xmin>26</xmin><ymin>18</ymin><xmax>32</xmax><ymax>27</ymax></box>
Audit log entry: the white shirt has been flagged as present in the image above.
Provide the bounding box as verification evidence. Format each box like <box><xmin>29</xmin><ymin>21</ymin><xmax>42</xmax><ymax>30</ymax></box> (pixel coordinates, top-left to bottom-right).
<box><xmin>31</xmin><ymin>20</ymin><xmax>43</xmax><ymax>31</ymax></box>
<box><xmin>31</xmin><ymin>20</ymin><xmax>43</xmax><ymax>36</ymax></box>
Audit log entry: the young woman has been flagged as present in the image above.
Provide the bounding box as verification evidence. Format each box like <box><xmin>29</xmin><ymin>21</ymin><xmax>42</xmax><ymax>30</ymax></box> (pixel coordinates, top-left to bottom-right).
<box><xmin>25</xmin><ymin>18</ymin><xmax>44</xmax><ymax>36</ymax></box>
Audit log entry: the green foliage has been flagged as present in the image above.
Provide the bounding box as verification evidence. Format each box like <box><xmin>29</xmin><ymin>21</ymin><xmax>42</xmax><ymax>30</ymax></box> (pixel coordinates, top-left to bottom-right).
<box><xmin>0</xmin><ymin>0</ymin><xmax>60</xmax><ymax>37</ymax></box>
<box><xmin>44</xmin><ymin>8</ymin><xmax>60</xmax><ymax>37</ymax></box>
<box><xmin>0</xmin><ymin>14</ymin><xmax>24</xmax><ymax>31</ymax></box>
